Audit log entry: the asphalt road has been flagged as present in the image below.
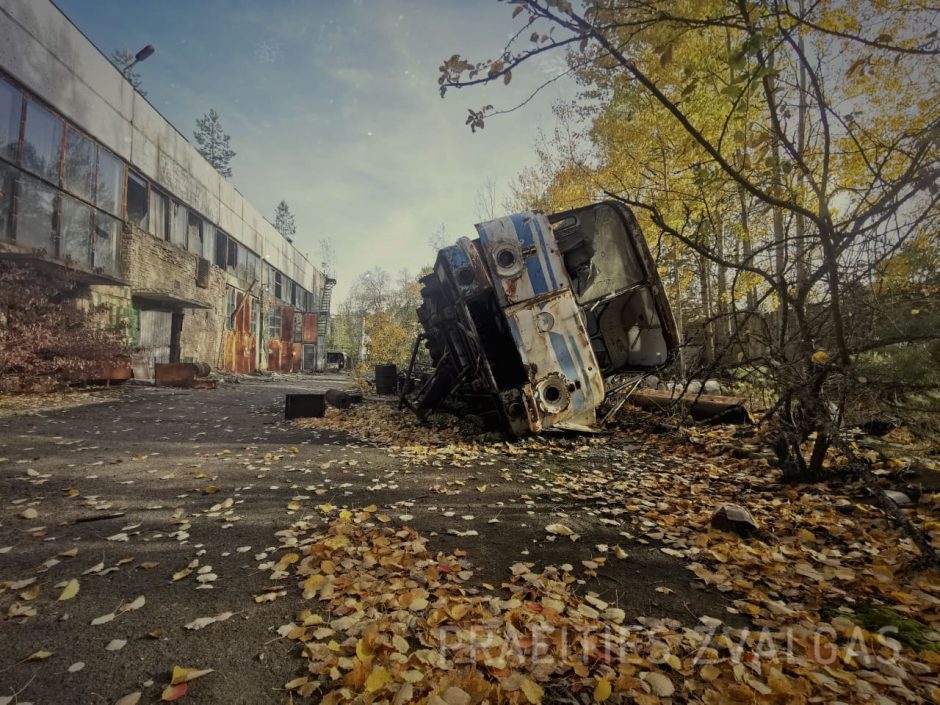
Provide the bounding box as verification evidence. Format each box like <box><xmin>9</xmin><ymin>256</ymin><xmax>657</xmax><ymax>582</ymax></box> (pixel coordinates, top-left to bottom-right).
<box><xmin>0</xmin><ymin>377</ymin><xmax>733</xmax><ymax>704</ymax></box>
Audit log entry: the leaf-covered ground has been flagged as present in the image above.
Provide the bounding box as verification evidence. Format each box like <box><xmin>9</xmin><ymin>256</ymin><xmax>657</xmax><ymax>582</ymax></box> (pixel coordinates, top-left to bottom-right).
<box><xmin>1</xmin><ymin>379</ymin><xmax>938</xmax><ymax>704</ymax></box>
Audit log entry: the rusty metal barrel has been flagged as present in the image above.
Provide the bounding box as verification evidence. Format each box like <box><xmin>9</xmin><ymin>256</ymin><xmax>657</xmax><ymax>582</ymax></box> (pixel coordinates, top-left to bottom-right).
<box><xmin>374</xmin><ymin>364</ymin><xmax>398</xmax><ymax>395</ymax></box>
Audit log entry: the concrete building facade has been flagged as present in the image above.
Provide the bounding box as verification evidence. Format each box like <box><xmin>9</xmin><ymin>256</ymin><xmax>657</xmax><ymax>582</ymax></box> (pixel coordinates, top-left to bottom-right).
<box><xmin>0</xmin><ymin>0</ymin><xmax>333</xmax><ymax>375</ymax></box>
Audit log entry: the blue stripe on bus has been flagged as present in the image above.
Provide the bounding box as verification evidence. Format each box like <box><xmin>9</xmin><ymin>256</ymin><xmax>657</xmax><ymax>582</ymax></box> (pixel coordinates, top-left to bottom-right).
<box><xmin>548</xmin><ymin>331</ymin><xmax>585</xmax><ymax>414</ymax></box>
<box><xmin>530</xmin><ymin>218</ymin><xmax>558</xmax><ymax>290</ymax></box>
<box><xmin>568</xmin><ymin>333</ymin><xmax>595</xmax><ymax>410</ymax></box>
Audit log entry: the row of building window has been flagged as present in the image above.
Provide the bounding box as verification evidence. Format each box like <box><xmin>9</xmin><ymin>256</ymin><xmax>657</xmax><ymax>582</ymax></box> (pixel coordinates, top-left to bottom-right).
<box><xmin>224</xmin><ymin>286</ymin><xmax>310</xmax><ymax>343</ymax></box>
<box><xmin>266</xmin><ymin>307</ymin><xmax>305</xmax><ymax>341</ymax></box>
<box><xmin>0</xmin><ymin>71</ymin><xmax>318</xmax><ymax>305</ymax></box>
<box><xmin>0</xmin><ymin>77</ymin><xmax>121</xmax><ymax>271</ymax></box>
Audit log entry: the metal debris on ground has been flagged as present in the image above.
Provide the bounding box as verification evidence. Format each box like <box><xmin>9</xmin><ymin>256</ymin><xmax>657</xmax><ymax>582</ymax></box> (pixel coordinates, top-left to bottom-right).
<box><xmin>284</xmin><ymin>393</ymin><xmax>326</xmax><ymax>419</ymax></box>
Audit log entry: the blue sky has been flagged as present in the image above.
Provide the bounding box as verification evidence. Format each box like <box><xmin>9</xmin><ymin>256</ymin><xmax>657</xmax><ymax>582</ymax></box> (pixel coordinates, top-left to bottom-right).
<box><xmin>54</xmin><ymin>0</ymin><xmax>575</xmax><ymax>302</ymax></box>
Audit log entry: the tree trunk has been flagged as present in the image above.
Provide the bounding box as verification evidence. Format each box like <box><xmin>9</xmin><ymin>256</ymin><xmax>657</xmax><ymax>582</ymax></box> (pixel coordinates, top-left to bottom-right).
<box><xmin>698</xmin><ymin>254</ymin><xmax>715</xmax><ymax>366</ymax></box>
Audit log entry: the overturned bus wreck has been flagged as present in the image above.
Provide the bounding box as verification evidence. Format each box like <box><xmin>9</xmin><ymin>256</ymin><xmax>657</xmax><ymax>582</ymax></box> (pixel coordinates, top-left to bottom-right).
<box><xmin>401</xmin><ymin>201</ymin><xmax>679</xmax><ymax>436</ymax></box>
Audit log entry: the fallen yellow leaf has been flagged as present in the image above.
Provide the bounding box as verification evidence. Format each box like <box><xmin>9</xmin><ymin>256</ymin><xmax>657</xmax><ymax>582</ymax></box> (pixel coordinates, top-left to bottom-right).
<box><xmin>58</xmin><ymin>579</ymin><xmax>79</xmax><ymax>601</ymax></box>
<box><xmin>593</xmin><ymin>677</ymin><xmax>612</xmax><ymax>702</ymax></box>
<box><xmin>521</xmin><ymin>677</ymin><xmax>543</xmax><ymax>704</ymax></box>
<box><xmin>170</xmin><ymin>666</ymin><xmax>214</xmax><ymax>685</ymax></box>
<box><xmin>365</xmin><ymin>668</ymin><xmax>391</xmax><ymax>692</ymax></box>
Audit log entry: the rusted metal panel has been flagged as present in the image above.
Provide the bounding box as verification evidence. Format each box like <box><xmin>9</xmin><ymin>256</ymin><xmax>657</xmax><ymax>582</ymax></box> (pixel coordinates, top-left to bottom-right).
<box><xmin>280</xmin><ymin>305</ymin><xmax>294</xmax><ymax>340</ymax></box>
<box><xmin>504</xmin><ymin>290</ymin><xmax>606</xmax><ymax>431</ymax></box>
<box><xmin>223</xmin><ymin>293</ymin><xmax>257</xmax><ymax>374</ymax></box>
<box><xmin>302</xmin><ymin>313</ymin><xmax>318</xmax><ymax>344</ymax></box>
<box><xmin>266</xmin><ymin>305</ymin><xmax>297</xmax><ymax>372</ymax></box>
<box><xmin>266</xmin><ymin>338</ymin><xmax>282</xmax><ymax>371</ymax></box>
<box><xmin>290</xmin><ymin>343</ymin><xmax>302</xmax><ymax>372</ymax></box>
<box><xmin>154</xmin><ymin>363</ymin><xmax>196</xmax><ymax>387</ymax></box>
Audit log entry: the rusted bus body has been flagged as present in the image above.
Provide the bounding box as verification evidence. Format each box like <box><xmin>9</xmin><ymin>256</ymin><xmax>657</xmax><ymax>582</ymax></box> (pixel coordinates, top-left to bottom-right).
<box><xmin>402</xmin><ymin>201</ymin><xmax>679</xmax><ymax>436</ymax></box>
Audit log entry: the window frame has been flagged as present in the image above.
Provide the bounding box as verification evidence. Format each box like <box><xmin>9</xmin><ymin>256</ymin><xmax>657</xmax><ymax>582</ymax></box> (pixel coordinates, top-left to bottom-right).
<box><xmin>214</xmin><ymin>230</ymin><xmax>227</xmax><ymax>268</ymax></box>
<box><xmin>62</xmin><ymin>124</ymin><xmax>97</xmax><ymax>203</ymax></box>
<box><xmin>21</xmin><ymin>97</ymin><xmax>64</xmax><ymax>184</ymax></box>
<box><xmin>225</xmin><ymin>287</ymin><xmax>237</xmax><ymax>330</ymax></box>
<box><xmin>149</xmin><ymin>186</ymin><xmax>170</xmax><ymax>240</ymax></box>
<box><xmin>125</xmin><ymin>169</ymin><xmax>149</xmax><ymax>230</ymax></box>
<box><xmin>0</xmin><ymin>75</ymin><xmax>24</xmax><ymax>163</ymax></box>
<box><xmin>267</xmin><ymin>306</ymin><xmax>281</xmax><ymax>340</ymax></box>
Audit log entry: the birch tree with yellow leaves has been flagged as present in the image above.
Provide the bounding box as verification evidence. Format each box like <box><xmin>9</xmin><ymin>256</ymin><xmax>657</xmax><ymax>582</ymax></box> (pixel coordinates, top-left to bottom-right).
<box><xmin>440</xmin><ymin>0</ymin><xmax>939</xmax><ymax>477</ymax></box>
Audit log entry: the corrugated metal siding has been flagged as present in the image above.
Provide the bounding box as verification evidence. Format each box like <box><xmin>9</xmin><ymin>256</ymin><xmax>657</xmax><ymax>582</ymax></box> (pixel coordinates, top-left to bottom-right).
<box><xmin>139</xmin><ymin>310</ymin><xmax>172</xmax><ymax>364</ymax></box>
<box><xmin>222</xmin><ymin>294</ymin><xmax>257</xmax><ymax>373</ymax></box>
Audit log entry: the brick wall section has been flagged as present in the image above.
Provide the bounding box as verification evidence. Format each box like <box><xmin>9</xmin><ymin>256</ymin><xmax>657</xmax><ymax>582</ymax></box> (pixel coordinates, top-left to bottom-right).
<box><xmin>118</xmin><ymin>226</ymin><xmax>228</xmax><ymax>365</ymax></box>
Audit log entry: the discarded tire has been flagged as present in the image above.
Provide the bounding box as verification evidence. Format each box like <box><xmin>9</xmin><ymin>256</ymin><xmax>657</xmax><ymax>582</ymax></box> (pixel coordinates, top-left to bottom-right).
<box><xmin>375</xmin><ymin>364</ymin><xmax>398</xmax><ymax>395</ymax></box>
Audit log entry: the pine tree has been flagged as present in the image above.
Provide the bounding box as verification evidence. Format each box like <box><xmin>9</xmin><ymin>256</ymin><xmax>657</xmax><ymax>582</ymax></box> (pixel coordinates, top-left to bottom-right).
<box><xmin>193</xmin><ymin>109</ymin><xmax>236</xmax><ymax>178</ymax></box>
<box><xmin>109</xmin><ymin>48</ymin><xmax>146</xmax><ymax>96</ymax></box>
<box><xmin>274</xmin><ymin>200</ymin><xmax>296</xmax><ymax>243</ymax></box>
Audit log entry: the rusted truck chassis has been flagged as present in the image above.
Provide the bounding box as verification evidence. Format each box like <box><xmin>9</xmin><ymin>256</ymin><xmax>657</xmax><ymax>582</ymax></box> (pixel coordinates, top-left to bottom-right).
<box><xmin>401</xmin><ymin>201</ymin><xmax>679</xmax><ymax>436</ymax></box>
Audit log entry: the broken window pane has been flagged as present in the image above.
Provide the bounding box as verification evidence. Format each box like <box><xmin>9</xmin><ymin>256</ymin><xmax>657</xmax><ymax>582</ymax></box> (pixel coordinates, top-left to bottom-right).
<box><xmin>0</xmin><ymin>161</ymin><xmax>13</xmax><ymax>241</ymax></box>
<box><xmin>227</xmin><ymin>238</ymin><xmax>237</xmax><ymax>269</ymax></box>
<box><xmin>274</xmin><ymin>271</ymin><xmax>282</xmax><ymax>300</ymax></box>
<box><xmin>96</xmin><ymin>147</ymin><xmax>122</xmax><ymax>216</ymax></box>
<box><xmin>149</xmin><ymin>188</ymin><xmax>168</xmax><ymax>239</ymax></box>
<box><xmin>22</xmin><ymin>99</ymin><xmax>63</xmax><ymax>182</ymax></box>
<box><xmin>236</xmin><ymin>243</ymin><xmax>252</xmax><ymax>280</ymax></box>
<box><xmin>63</xmin><ymin>127</ymin><xmax>96</xmax><ymax>202</ymax></box>
<box><xmin>225</xmin><ymin>287</ymin><xmax>236</xmax><ymax>330</ymax></box>
<box><xmin>293</xmin><ymin>312</ymin><xmax>302</xmax><ymax>341</ymax></box>
<box><xmin>14</xmin><ymin>174</ymin><xmax>56</xmax><ymax>252</ymax></box>
<box><xmin>187</xmin><ymin>211</ymin><xmax>203</xmax><ymax>255</ymax></box>
<box><xmin>0</xmin><ymin>77</ymin><xmax>22</xmax><ymax>161</ymax></box>
<box><xmin>202</xmin><ymin>222</ymin><xmax>214</xmax><ymax>261</ymax></box>
<box><xmin>214</xmin><ymin>230</ymin><xmax>227</xmax><ymax>268</ymax></box>
<box><xmin>59</xmin><ymin>195</ymin><xmax>92</xmax><ymax>266</ymax></box>
<box><xmin>126</xmin><ymin>170</ymin><xmax>148</xmax><ymax>229</ymax></box>
<box><xmin>245</xmin><ymin>250</ymin><xmax>259</xmax><ymax>283</ymax></box>
<box><xmin>94</xmin><ymin>210</ymin><xmax>119</xmax><ymax>272</ymax></box>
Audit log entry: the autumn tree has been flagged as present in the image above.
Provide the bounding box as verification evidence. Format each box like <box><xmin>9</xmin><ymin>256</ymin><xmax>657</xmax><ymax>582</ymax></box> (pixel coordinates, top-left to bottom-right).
<box><xmin>109</xmin><ymin>48</ymin><xmax>146</xmax><ymax>96</ymax></box>
<box><xmin>440</xmin><ymin>0</ymin><xmax>940</xmax><ymax>477</ymax></box>
<box><xmin>0</xmin><ymin>262</ymin><xmax>125</xmax><ymax>391</ymax></box>
<box><xmin>273</xmin><ymin>200</ymin><xmax>296</xmax><ymax>243</ymax></box>
<box><xmin>328</xmin><ymin>268</ymin><xmax>423</xmax><ymax>370</ymax></box>
<box><xmin>193</xmin><ymin>109</ymin><xmax>236</xmax><ymax>178</ymax></box>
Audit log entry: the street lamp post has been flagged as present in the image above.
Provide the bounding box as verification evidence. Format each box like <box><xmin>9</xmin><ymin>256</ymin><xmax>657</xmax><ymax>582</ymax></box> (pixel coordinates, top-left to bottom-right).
<box><xmin>123</xmin><ymin>44</ymin><xmax>155</xmax><ymax>73</ymax></box>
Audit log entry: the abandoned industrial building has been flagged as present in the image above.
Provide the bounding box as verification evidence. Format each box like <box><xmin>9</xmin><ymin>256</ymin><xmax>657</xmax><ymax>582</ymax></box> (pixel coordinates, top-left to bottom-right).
<box><xmin>0</xmin><ymin>0</ymin><xmax>334</xmax><ymax>376</ymax></box>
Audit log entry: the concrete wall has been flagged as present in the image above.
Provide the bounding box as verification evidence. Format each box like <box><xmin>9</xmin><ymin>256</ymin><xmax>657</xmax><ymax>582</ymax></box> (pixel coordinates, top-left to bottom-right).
<box><xmin>119</xmin><ymin>227</ymin><xmax>228</xmax><ymax>364</ymax></box>
<box><xmin>0</xmin><ymin>0</ymin><xmax>322</xmax><ymax>294</ymax></box>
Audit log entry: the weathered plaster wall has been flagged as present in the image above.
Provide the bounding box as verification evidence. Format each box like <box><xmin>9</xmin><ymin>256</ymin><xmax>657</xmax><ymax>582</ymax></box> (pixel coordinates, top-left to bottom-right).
<box><xmin>119</xmin><ymin>227</ymin><xmax>227</xmax><ymax>364</ymax></box>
